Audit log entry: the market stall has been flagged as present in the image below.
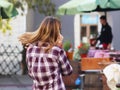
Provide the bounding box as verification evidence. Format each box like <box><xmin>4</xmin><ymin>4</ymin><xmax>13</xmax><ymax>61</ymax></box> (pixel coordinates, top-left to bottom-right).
<box><xmin>65</xmin><ymin>49</ymin><xmax>120</xmax><ymax>89</ymax></box>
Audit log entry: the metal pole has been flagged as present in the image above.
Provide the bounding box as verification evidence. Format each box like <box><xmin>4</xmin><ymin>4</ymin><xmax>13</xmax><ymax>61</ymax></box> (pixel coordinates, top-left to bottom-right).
<box><xmin>79</xmin><ymin>74</ymin><xmax>85</xmax><ymax>90</ymax></box>
<box><xmin>0</xmin><ymin>7</ymin><xmax>1</xmax><ymax>17</ymax></box>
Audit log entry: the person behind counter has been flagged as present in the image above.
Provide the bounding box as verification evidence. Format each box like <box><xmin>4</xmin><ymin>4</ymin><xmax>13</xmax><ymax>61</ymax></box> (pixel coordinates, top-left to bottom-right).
<box><xmin>96</xmin><ymin>15</ymin><xmax>113</xmax><ymax>50</ymax></box>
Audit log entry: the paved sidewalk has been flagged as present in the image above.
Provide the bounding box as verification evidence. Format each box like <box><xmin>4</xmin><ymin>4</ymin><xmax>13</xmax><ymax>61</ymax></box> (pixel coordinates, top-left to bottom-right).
<box><xmin>0</xmin><ymin>75</ymin><xmax>33</xmax><ymax>90</ymax></box>
<box><xmin>0</xmin><ymin>75</ymin><xmax>78</xmax><ymax>90</ymax></box>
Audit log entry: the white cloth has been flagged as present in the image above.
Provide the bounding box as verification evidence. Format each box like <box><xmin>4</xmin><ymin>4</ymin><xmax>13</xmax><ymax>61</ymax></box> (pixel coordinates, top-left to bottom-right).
<box><xmin>103</xmin><ymin>64</ymin><xmax>120</xmax><ymax>90</ymax></box>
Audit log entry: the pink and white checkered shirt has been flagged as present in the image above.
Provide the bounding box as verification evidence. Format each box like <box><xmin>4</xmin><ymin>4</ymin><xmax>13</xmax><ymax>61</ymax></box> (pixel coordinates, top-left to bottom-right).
<box><xmin>26</xmin><ymin>42</ymin><xmax>73</xmax><ymax>90</ymax></box>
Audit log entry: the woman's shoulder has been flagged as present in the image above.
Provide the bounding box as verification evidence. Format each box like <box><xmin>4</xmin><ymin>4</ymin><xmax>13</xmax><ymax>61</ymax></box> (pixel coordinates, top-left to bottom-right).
<box><xmin>52</xmin><ymin>46</ymin><xmax>62</xmax><ymax>50</ymax></box>
<box><xmin>52</xmin><ymin>46</ymin><xmax>65</xmax><ymax>52</ymax></box>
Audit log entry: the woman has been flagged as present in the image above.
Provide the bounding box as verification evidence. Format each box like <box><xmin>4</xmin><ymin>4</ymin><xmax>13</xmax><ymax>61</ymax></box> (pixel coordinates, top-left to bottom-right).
<box><xmin>18</xmin><ymin>16</ymin><xmax>73</xmax><ymax>90</ymax></box>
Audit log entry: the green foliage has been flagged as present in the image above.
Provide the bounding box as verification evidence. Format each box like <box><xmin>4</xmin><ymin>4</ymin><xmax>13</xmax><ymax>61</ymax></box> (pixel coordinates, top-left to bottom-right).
<box><xmin>77</xmin><ymin>43</ymin><xmax>90</xmax><ymax>54</ymax></box>
<box><xmin>0</xmin><ymin>0</ymin><xmax>56</xmax><ymax>34</ymax></box>
<box><xmin>9</xmin><ymin>0</ymin><xmax>56</xmax><ymax>16</ymax></box>
<box><xmin>8</xmin><ymin>0</ymin><xmax>25</xmax><ymax>15</ymax></box>
<box><xmin>73</xmin><ymin>43</ymin><xmax>90</xmax><ymax>60</ymax></box>
<box><xmin>27</xmin><ymin>0</ymin><xmax>56</xmax><ymax>16</ymax></box>
<box><xmin>63</xmin><ymin>41</ymin><xmax>71</xmax><ymax>51</ymax></box>
<box><xmin>0</xmin><ymin>17</ymin><xmax>12</xmax><ymax>34</ymax></box>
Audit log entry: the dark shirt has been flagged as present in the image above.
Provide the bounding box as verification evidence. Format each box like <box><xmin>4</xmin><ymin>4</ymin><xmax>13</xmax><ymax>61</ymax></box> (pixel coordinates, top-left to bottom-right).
<box><xmin>97</xmin><ymin>23</ymin><xmax>113</xmax><ymax>44</ymax></box>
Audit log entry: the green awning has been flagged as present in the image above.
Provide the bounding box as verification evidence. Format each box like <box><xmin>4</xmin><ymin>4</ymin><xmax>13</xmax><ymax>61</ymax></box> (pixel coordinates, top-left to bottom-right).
<box><xmin>0</xmin><ymin>0</ymin><xmax>18</xmax><ymax>19</ymax></box>
<box><xmin>57</xmin><ymin>0</ymin><xmax>120</xmax><ymax>15</ymax></box>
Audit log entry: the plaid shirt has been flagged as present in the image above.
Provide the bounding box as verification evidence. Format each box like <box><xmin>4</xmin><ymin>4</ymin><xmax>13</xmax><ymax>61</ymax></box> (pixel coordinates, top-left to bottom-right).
<box><xmin>26</xmin><ymin>42</ymin><xmax>73</xmax><ymax>90</ymax></box>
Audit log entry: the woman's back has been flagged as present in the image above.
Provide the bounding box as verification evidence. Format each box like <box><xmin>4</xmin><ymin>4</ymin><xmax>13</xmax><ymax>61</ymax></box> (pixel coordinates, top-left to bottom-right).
<box><xmin>26</xmin><ymin>42</ymin><xmax>73</xmax><ymax>90</ymax></box>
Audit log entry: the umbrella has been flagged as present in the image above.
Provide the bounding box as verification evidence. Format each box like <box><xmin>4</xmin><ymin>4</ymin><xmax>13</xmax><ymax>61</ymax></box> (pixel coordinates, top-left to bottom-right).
<box><xmin>57</xmin><ymin>0</ymin><xmax>120</xmax><ymax>15</ymax></box>
<box><xmin>0</xmin><ymin>0</ymin><xmax>18</xmax><ymax>19</ymax></box>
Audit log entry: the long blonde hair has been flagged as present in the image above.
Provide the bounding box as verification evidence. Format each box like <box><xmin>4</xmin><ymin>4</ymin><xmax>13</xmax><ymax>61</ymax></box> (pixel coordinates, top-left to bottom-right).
<box><xmin>18</xmin><ymin>16</ymin><xmax>61</xmax><ymax>51</ymax></box>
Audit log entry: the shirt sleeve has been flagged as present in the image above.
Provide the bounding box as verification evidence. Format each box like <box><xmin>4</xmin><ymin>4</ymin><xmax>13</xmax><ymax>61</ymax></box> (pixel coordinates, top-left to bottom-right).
<box><xmin>58</xmin><ymin>49</ymin><xmax>73</xmax><ymax>76</ymax></box>
<box><xmin>107</xmin><ymin>27</ymin><xmax>113</xmax><ymax>43</ymax></box>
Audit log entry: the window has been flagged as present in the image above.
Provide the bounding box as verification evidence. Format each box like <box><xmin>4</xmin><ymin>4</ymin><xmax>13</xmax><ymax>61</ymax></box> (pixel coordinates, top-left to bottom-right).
<box><xmin>80</xmin><ymin>14</ymin><xmax>98</xmax><ymax>43</ymax></box>
<box><xmin>81</xmin><ymin>25</ymin><xmax>98</xmax><ymax>43</ymax></box>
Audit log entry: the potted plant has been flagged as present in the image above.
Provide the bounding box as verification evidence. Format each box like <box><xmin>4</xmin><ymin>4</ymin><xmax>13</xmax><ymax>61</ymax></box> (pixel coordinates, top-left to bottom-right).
<box><xmin>73</xmin><ymin>43</ymin><xmax>90</xmax><ymax>60</ymax></box>
<box><xmin>63</xmin><ymin>40</ymin><xmax>73</xmax><ymax>60</ymax></box>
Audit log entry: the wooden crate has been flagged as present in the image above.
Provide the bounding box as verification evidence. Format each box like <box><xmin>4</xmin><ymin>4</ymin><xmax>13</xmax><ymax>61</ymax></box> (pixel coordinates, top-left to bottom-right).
<box><xmin>62</xmin><ymin>61</ymin><xmax>80</xmax><ymax>88</ymax></box>
<box><xmin>81</xmin><ymin>58</ymin><xmax>111</xmax><ymax>71</ymax></box>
